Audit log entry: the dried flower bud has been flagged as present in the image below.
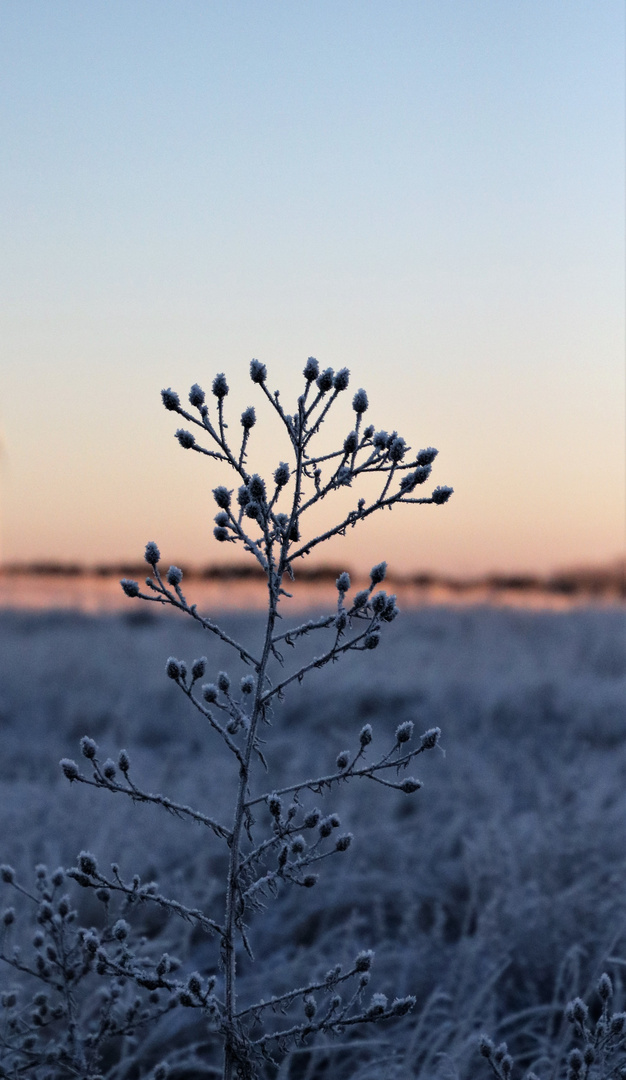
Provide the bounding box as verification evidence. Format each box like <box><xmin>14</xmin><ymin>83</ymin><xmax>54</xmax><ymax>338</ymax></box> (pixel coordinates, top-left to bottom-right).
<box><xmin>566</xmin><ymin>998</ymin><xmax>588</xmax><ymax>1026</ymax></box>
<box><xmin>333</xmin><ymin>368</ymin><xmax>350</xmax><ymax>391</ymax></box>
<box><xmin>213</xmin><ymin>486</ymin><xmax>232</xmax><ymax>509</ymax></box>
<box><xmin>166</xmin><ymin>657</ymin><xmax>181</xmax><ymax>680</ymax></box>
<box><xmin>303</xmin><ymin>808</ymin><xmax>321</xmax><ymax>829</ymax></box>
<box><xmin>336</xmin><ymin>750</ymin><xmax>350</xmax><ymax>770</ymax></box>
<box><xmin>103</xmin><ymin>759</ymin><xmax>116</xmax><ymax>781</ymax></box>
<box><xmin>431</xmin><ymin>485</ymin><xmax>453</xmax><ymax>504</ymax></box>
<box><xmin>187</xmin><ymin>972</ymin><xmax>203</xmax><ymax>996</ymax></box>
<box><xmin>352</xmin><ymin>388</ymin><xmax>368</xmax><ymax>414</ymax></box>
<box><xmin>583</xmin><ymin>1048</ymin><xmax>595</xmax><ymax>1067</ymax></box>
<box><xmin>217</xmin><ymin>671</ymin><xmax>231</xmax><ymax>692</ymax></box>
<box><xmin>417</xmin><ymin>447</ymin><xmax>438</xmax><ymax>465</ymax></box>
<box><xmin>568</xmin><ymin>1048</ymin><xmax>583</xmax><ymax>1074</ymax></box>
<box><xmin>175</xmin><ymin>429</ymin><xmax>195</xmax><ymax>449</ymax></box>
<box><xmin>316</xmin><ymin>367</ymin><xmax>334</xmax><ymax>392</ymax></box>
<box><xmin>268</xmin><ymin>794</ymin><xmax>282</xmax><ymax>819</ymax></box>
<box><xmin>0</xmin><ymin>865</ymin><xmax>15</xmax><ymax>884</ymax></box>
<box><xmin>273</xmin><ymin>461</ymin><xmax>290</xmax><ymax>487</ymax></box>
<box><xmin>373</xmin><ymin>430</ymin><xmax>388</xmax><ymax>450</ymax></box>
<box><xmin>166</xmin><ymin>566</ymin><xmax>183</xmax><ymax>586</ymax></box>
<box><xmin>112</xmin><ymin>919</ymin><xmax>130</xmax><ymax>941</ymax></box>
<box><xmin>352</xmin><ymin>589</ymin><xmax>369</xmax><ymax>609</ymax></box>
<box><xmin>370</xmin><ymin>562</ymin><xmax>387</xmax><ymax>585</ymax></box>
<box><xmin>80</xmin><ymin>736</ymin><xmax>97</xmax><ymax>760</ymax></box>
<box><xmin>144</xmin><ymin>541</ymin><xmax>161</xmax><ymax>566</ymax></box>
<box><xmin>202</xmin><ymin>683</ymin><xmax>218</xmax><ymax>703</ymax></box>
<box><xmin>400</xmin><ymin>778</ymin><xmax>422</xmax><ymax>793</ymax></box>
<box><xmin>302</xmin><ymin>875</ymin><xmax>318</xmax><ymax>887</ymax></box>
<box><xmin>336</xmin><ymin>833</ymin><xmax>352</xmax><ymax>851</ymax></box>
<box><xmin>60</xmin><ymin>758</ymin><xmax>79</xmax><ymax>780</ymax></box>
<box><xmin>118</xmin><ymin>750</ymin><xmax>130</xmax><ymax>773</ymax></box>
<box><xmin>240</xmin><ymin>675</ymin><xmax>255</xmax><ymax>694</ymax></box>
<box><xmin>189</xmin><ymin>383</ymin><xmax>205</xmax><ymax>407</ymax></box>
<box><xmin>249</xmin><ymin>359</ymin><xmax>267</xmax><ymax>383</ymax></box>
<box><xmin>77</xmin><ymin>852</ymin><xmax>98</xmax><ymax>877</ymax></box>
<box><xmin>241</xmin><ymin>406</ymin><xmax>256</xmax><ymax>430</ymax></box>
<box><xmin>359</xmin><ymin>724</ymin><xmax>373</xmax><ymax>747</ymax></box>
<box><xmin>214</xmin><ymin>511</ymin><xmax>229</xmax><ymax>527</ymax></box>
<box><xmin>161</xmin><ymin>388</ymin><xmax>180</xmax><ymax>411</ymax></box>
<box><xmin>319</xmin><ymin>818</ymin><xmax>333</xmax><ymax>838</ymax></box>
<box><xmin>248</xmin><ymin>474</ymin><xmax>266</xmax><ymax>502</ymax></box>
<box><xmin>212</xmin><ymin>373</ymin><xmax>229</xmax><ymax>399</ymax></box>
<box><xmin>389</xmin><ymin>436</ymin><xmax>406</xmax><ymax>461</ymax></box>
<box><xmin>400</xmin><ymin>465</ymin><xmax>431</xmax><ymax>492</ymax></box>
<box><xmin>363</xmin><ymin>424</ymin><xmax>375</xmax><ymax>438</ymax></box>
<box><xmin>303</xmin><ymin>994</ymin><xmax>317</xmax><ymax>1018</ymax></box>
<box><xmin>304</xmin><ymin>356</ymin><xmax>319</xmax><ymax>381</ymax></box>
<box><xmin>598</xmin><ymin>973</ymin><xmax>612</xmax><ymax>1000</ymax></box>
<box><xmin>611</xmin><ymin>1013</ymin><xmax>626</xmax><ymax>1034</ymax></box>
<box><xmin>355</xmin><ymin>949</ymin><xmax>374</xmax><ymax>972</ymax></box>
<box><xmin>396</xmin><ymin>721</ymin><xmax>414</xmax><ymax>744</ymax></box>
<box><xmin>191</xmin><ymin>657</ymin><xmax>207</xmax><ymax>681</ymax></box>
<box><xmin>420</xmin><ymin>727</ymin><xmax>441</xmax><ymax>749</ymax></box>
<box><xmin>371</xmin><ymin>590</ymin><xmax>387</xmax><ymax>613</ymax></box>
<box><xmin>291</xmin><ymin>836</ymin><xmax>306</xmax><ymax>854</ymax></box>
<box><xmin>214</xmin><ymin>526</ymin><xmax>229</xmax><ymax>542</ymax></box>
<box><xmin>343</xmin><ymin>431</ymin><xmax>358</xmax><ymax>454</ymax></box>
<box><xmin>366</xmin><ymin>992</ymin><xmax>388</xmax><ymax>1017</ymax></box>
<box><xmin>501</xmin><ymin>1055</ymin><xmax>513</xmax><ymax>1078</ymax></box>
<box><xmin>245</xmin><ymin>501</ymin><xmax>260</xmax><ymax>520</ymax></box>
<box><xmin>364</xmin><ymin>632</ymin><xmax>380</xmax><ymax>650</ymax></box>
<box><xmin>336</xmin><ymin>571</ymin><xmax>351</xmax><ymax>593</ymax></box>
<box><xmin>120</xmin><ymin>579</ymin><xmax>140</xmax><ymax>598</ymax></box>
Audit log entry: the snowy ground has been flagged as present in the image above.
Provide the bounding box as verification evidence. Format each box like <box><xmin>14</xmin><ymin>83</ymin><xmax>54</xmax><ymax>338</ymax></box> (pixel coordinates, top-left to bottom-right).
<box><xmin>0</xmin><ymin>604</ymin><xmax>625</xmax><ymax>1078</ymax></box>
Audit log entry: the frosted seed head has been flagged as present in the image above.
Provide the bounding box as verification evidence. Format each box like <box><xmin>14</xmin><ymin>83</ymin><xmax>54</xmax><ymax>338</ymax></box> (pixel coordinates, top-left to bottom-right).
<box><xmin>60</xmin><ymin>759</ymin><xmax>79</xmax><ymax>780</ymax></box>
<box><xmin>373</xmin><ymin>430</ymin><xmax>388</xmax><ymax>450</ymax></box>
<box><xmin>370</xmin><ymin>562</ymin><xmax>387</xmax><ymax>585</ymax></box>
<box><xmin>389</xmin><ymin>436</ymin><xmax>406</xmax><ymax>461</ymax></box>
<box><xmin>431</xmin><ymin>485</ymin><xmax>454</xmax><ymax>504</ymax></box>
<box><xmin>493</xmin><ymin>1044</ymin><xmax>508</xmax><ymax>1065</ymax></box>
<box><xmin>501</xmin><ymin>1055</ymin><xmax>513</xmax><ymax>1078</ymax></box>
<box><xmin>237</xmin><ymin>485</ymin><xmax>251</xmax><ymax>508</ymax></box>
<box><xmin>336</xmin><ymin>833</ymin><xmax>353</xmax><ymax>851</ymax></box>
<box><xmin>319</xmin><ymin>818</ymin><xmax>333</xmax><ymax>838</ymax></box>
<box><xmin>392</xmin><ymin>996</ymin><xmax>416</xmax><ymax>1016</ymax></box>
<box><xmin>250</xmin><ymin>359</ymin><xmax>267</xmax><ymax>383</ymax></box>
<box><xmin>103</xmin><ymin>759</ymin><xmax>116</xmax><ymax>781</ymax></box>
<box><xmin>371</xmin><ymin>590</ymin><xmax>387</xmax><ymax>613</ymax></box>
<box><xmin>144</xmin><ymin>541</ymin><xmax>161</xmax><ymax>566</ymax></box>
<box><xmin>302</xmin><ymin>875</ymin><xmax>318</xmax><ymax>887</ymax></box>
<box><xmin>336</xmin><ymin>750</ymin><xmax>350</xmax><ymax>770</ymax></box>
<box><xmin>363</xmin><ymin>424</ymin><xmax>375</xmax><ymax>439</ymax></box>
<box><xmin>202</xmin><ymin>683</ymin><xmax>218</xmax><ymax>703</ymax></box>
<box><xmin>274</xmin><ymin>461</ymin><xmax>290</xmax><ymax>487</ymax></box>
<box><xmin>382</xmin><ymin>595</ymin><xmax>399</xmax><ymax>622</ymax></box>
<box><xmin>343</xmin><ymin>431</ymin><xmax>358</xmax><ymax>454</ymax></box>
<box><xmin>161</xmin><ymin>388</ymin><xmax>180</xmax><ymax>411</ymax></box>
<box><xmin>335</xmin><ymin>612</ymin><xmax>347</xmax><ymax>633</ymax></box>
<box><xmin>1</xmin><ymin>991</ymin><xmax>17</xmax><ymax>1009</ymax></box>
<box><xmin>400</xmin><ymin>465</ymin><xmax>431</xmax><ymax>492</ymax></box>
<box><xmin>303</xmin><ymin>808</ymin><xmax>321</xmax><ymax>829</ymax></box>
<box><xmin>214</xmin><ymin>511</ymin><xmax>229</xmax><ymax>527</ymax></box>
<box><xmin>566</xmin><ymin>998</ymin><xmax>588</xmax><ymax>1026</ymax></box>
<box><xmin>188</xmin><ymin>383</ymin><xmax>205</xmax><ymax>407</ymax></box>
<box><xmin>417</xmin><ymin>447</ymin><xmax>438</xmax><ymax>466</ymax></box>
<box><xmin>303</xmin><ymin>994</ymin><xmax>317</xmax><ymax>1018</ymax></box>
<box><xmin>336</xmin><ymin>571</ymin><xmax>351</xmax><ymax>593</ymax></box>
<box><xmin>355</xmin><ymin>950</ymin><xmax>374</xmax><ymax>972</ymax></box>
<box><xmin>217</xmin><ymin>671</ymin><xmax>231</xmax><ymax>692</ymax></box>
<box><xmin>240</xmin><ymin>406</ymin><xmax>256</xmax><ymax>430</ymax></box>
<box><xmin>610</xmin><ymin>1013</ymin><xmax>626</xmax><ymax>1034</ymax></box>
<box><xmin>268</xmin><ymin>794</ymin><xmax>282</xmax><ymax>819</ymax></box>
<box><xmin>212</xmin><ymin>373</ymin><xmax>229</xmax><ymax>399</ymax></box>
<box><xmin>245</xmin><ymin>501</ymin><xmax>260</xmax><ymax>520</ymax></box>
<box><xmin>316</xmin><ymin>367</ymin><xmax>334</xmax><ymax>392</ymax></box>
<box><xmin>80</xmin><ymin>737</ymin><xmax>98</xmax><ymax>760</ymax></box>
<box><xmin>352</xmin><ymin>388</ymin><xmax>369</xmax><ymax>414</ymax></box>
<box><xmin>213</xmin><ymin>485</ymin><xmax>232</xmax><ymax>509</ymax></box>
<box><xmin>120</xmin><ymin>579</ymin><xmax>140</xmax><ymax>598</ymax></box>
<box><xmin>165</xmin><ymin>657</ymin><xmax>181</xmax><ymax>681</ymax></box>
<box><xmin>191</xmin><ymin>657</ymin><xmax>207</xmax><ymax>681</ymax></box>
<box><xmin>0</xmin><ymin>865</ymin><xmax>15</xmax><ymax>884</ymax></box>
<box><xmin>353</xmin><ymin>589</ymin><xmax>369</xmax><ymax>609</ymax></box>
<box><xmin>359</xmin><ymin>724</ymin><xmax>373</xmax><ymax>747</ymax></box>
<box><xmin>249</xmin><ymin>474</ymin><xmax>266</xmax><ymax>502</ymax></box>
<box><xmin>77</xmin><ymin>852</ymin><xmax>98</xmax><ymax>877</ymax></box>
<box><xmin>291</xmin><ymin>836</ymin><xmax>306</xmax><ymax>854</ymax></box>
<box><xmin>420</xmin><ymin>727</ymin><xmax>441</xmax><ymax>750</ymax></box>
<box><xmin>304</xmin><ymin>357</ymin><xmax>319</xmax><ymax>382</ymax></box>
<box><xmin>598</xmin><ymin>972</ymin><xmax>613</xmax><ymax>1000</ymax></box>
<box><xmin>336</xmin><ymin>465</ymin><xmax>351</xmax><ymax>485</ymax></box>
<box><xmin>240</xmin><ymin>675</ymin><xmax>255</xmax><ymax>694</ymax></box>
<box><xmin>214</xmin><ymin>526</ymin><xmax>229</xmax><ymax>542</ymax></box>
<box><xmin>366</xmin><ymin>992</ymin><xmax>387</xmax><ymax>1016</ymax></box>
<box><xmin>364</xmin><ymin>632</ymin><xmax>380</xmax><ymax>650</ymax></box>
<box><xmin>166</xmin><ymin>565</ymin><xmax>183</xmax><ymax>586</ymax></box>
<box><xmin>112</xmin><ymin>919</ymin><xmax>130</xmax><ymax>942</ymax></box>
<box><xmin>396</xmin><ymin>721</ymin><xmax>414</xmax><ymax>744</ymax></box>
<box><xmin>175</xmin><ymin>428</ymin><xmax>195</xmax><ymax>449</ymax></box>
<box><xmin>400</xmin><ymin>778</ymin><xmax>422</xmax><ymax>793</ymax></box>
<box><xmin>187</xmin><ymin>972</ymin><xmax>203</xmax><ymax>996</ymax></box>
<box><xmin>568</xmin><ymin>1049</ymin><xmax>583</xmax><ymax>1074</ymax></box>
<box><xmin>583</xmin><ymin>1048</ymin><xmax>595</xmax><ymax>1066</ymax></box>
<box><xmin>118</xmin><ymin>750</ymin><xmax>130</xmax><ymax>773</ymax></box>
<box><xmin>333</xmin><ymin>367</ymin><xmax>350</xmax><ymax>391</ymax></box>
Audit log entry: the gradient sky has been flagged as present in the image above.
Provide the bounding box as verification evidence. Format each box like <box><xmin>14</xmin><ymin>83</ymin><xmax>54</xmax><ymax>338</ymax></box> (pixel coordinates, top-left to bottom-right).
<box><xmin>1</xmin><ymin>2</ymin><xmax>624</xmax><ymax>577</ymax></box>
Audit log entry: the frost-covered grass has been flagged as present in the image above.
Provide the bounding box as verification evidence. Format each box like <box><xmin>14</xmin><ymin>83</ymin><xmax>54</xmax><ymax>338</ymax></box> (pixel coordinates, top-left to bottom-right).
<box><xmin>1</xmin><ymin>604</ymin><xmax>625</xmax><ymax>1078</ymax></box>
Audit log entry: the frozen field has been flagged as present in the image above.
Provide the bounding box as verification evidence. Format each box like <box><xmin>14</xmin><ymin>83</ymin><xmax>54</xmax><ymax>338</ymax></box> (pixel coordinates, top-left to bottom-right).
<box><xmin>0</xmin><ymin>603</ymin><xmax>625</xmax><ymax>1078</ymax></box>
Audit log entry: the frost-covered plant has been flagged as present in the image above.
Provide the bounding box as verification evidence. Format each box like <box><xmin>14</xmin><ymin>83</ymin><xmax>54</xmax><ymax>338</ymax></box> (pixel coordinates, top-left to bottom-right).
<box><xmin>0</xmin><ymin>359</ymin><xmax>452</xmax><ymax>1079</ymax></box>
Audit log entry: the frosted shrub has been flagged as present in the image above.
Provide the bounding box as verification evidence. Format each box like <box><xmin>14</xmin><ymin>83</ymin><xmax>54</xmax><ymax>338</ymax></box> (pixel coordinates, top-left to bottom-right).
<box><xmin>0</xmin><ymin>359</ymin><xmax>453</xmax><ymax>1079</ymax></box>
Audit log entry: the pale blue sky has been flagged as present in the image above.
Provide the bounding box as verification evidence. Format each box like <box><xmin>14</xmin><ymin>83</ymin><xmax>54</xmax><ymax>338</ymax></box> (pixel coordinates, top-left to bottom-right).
<box><xmin>1</xmin><ymin>2</ymin><xmax>624</xmax><ymax>575</ymax></box>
